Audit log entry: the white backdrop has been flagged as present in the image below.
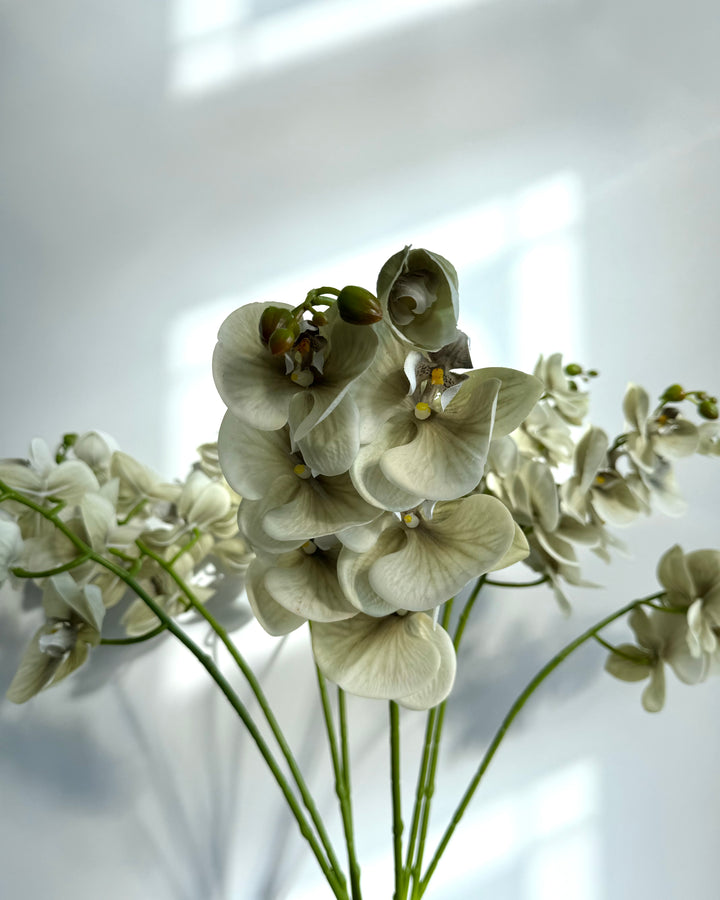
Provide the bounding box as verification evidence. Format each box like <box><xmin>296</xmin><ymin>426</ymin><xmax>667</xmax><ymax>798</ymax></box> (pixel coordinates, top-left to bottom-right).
<box><xmin>1</xmin><ymin>1</ymin><xmax>720</xmax><ymax>898</ymax></box>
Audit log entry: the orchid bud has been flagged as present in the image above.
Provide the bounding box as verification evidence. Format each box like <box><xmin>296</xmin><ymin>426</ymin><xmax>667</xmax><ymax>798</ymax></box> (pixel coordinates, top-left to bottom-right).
<box><xmin>336</xmin><ymin>286</ymin><xmax>383</xmax><ymax>325</ymax></box>
<box><xmin>699</xmin><ymin>399</ymin><xmax>719</xmax><ymax>420</ymax></box>
<box><xmin>564</xmin><ymin>363</ymin><xmax>582</xmax><ymax>376</ymax></box>
<box><xmin>268</xmin><ymin>325</ymin><xmax>299</xmax><ymax>356</ymax></box>
<box><xmin>662</xmin><ymin>383</ymin><xmax>685</xmax><ymax>402</ymax></box>
<box><xmin>259</xmin><ymin>306</ymin><xmax>289</xmax><ymax>344</ymax></box>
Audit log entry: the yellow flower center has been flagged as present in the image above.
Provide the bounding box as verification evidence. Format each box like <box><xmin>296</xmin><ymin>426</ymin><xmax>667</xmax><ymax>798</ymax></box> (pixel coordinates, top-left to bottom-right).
<box><xmin>414</xmin><ymin>402</ymin><xmax>431</xmax><ymax>420</ymax></box>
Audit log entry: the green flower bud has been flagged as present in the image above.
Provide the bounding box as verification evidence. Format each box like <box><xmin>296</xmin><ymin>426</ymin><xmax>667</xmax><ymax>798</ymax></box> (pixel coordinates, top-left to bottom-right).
<box><xmin>336</xmin><ymin>285</ymin><xmax>383</xmax><ymax>325</ymax></box>
<box><xmin>699</xmin><ymin>399</ymin><xmax>719</xmax><ymax>420</ymax></box>
<box><xmin>258</xmin><ymin>306</ymin><xmax>289</xmax><ymax>344</ymax></box>
<box><xmin>662</xmin><ymin>383</ymin><xmax>685</xmax><ymax>402</ymax></box>
<box><xmin>268</xmin><ymin>325</ymin><xmax>298</xmax><ymax>356</ymax></box>
<box><xmin>587</xmin><ymin>369</ymin><xmax>599</xmax><ymax>378</ymax></box>
<box><xmin>311</xmin><ymin>310</ymin><xmax>329</xmax><ymax>327</ymax></box>
<box><xmin>564</xmin><ymin>363</ymin><xmax>583</xmax><ymax>376</ymax></box>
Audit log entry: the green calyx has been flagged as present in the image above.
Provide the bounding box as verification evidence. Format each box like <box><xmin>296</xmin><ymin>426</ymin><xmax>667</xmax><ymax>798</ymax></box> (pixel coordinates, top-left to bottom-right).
<box><xmin>336</xmin><ymin>285</ymin><xmax>383</xmax><ymax>326</ymax></box>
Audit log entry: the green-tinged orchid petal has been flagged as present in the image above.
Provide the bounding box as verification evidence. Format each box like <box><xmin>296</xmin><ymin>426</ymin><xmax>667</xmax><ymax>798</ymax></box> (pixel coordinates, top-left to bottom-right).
<box><xmin>534</xmin><ymin>528</ymin><xmax>578</xmax><ymax>567</ymax></box>
<box><xmin>0</xmin><ymin>520</ymin><xmax>23</xmax><ymax>584</ymax></box>
<box><xmin>534</xmin><ymin>354</ymin><xmax>589</xmax><ymax>424</ymax></box>
<box><xmin>657</xmin><ymin>544</ymin><xmax>694</xmax><ymax>603</ymax></box>
<box><xmin>338</xmin><ymin>522</ymin><xmax>405</xmax><ymax>617</ymax></box>
<box><xmin>641</xmin><ymin>666</ymin><xmax>666</xmax><ymax>713</ymax></box>
<box><xmin>471</xmin><ymin>368</ymin><xmax>544</xmax><ymax>437</ymax></box>
<box><xmin>239</xmin><ymin>479</ymin><xmax>307</xmax><ymax>554</ymax></box>
<box><xmin>111</xmin><ymin>451</ymin><xmax>180</xmax><ymax>509</ymax></box>
<box><xmin>80</xmin><ymin>493</ymin><xmax>115</xmax><ymax>552</ymax></box>
<box><xmin>591</xmin><ymin>478</ymin><xmax>644</xmax><ymax>526</ymax></box>
<box><xmin>290</xmin><ymin>391</ymin><xmax>360</xmax><ymax>476</ymax></box>
<box><xmin>0</xmin><ymin>461</ymin><xmax>44</xmax><ymax>494</ymax></box>
<box><xmin>380</xmin><ymin>375</ymin><xmax>499</xmax><ymax>501</ymax></box>
<box><xmin>398</xmin><ymin>623</ymin><xmax>457</xmax><ymax>710</ymax></box>
<box><xmin>6</xmin><ymin>626</ymin><xmax>64</xmax><ymax>703</ymax></box>
<box><xmin>263</xmin><ymin>547</ymin><xmax>357</xmax><ymax>622</ymax></box>
<box><xmin>246</xmin><ymin>557</ymin><xmax>306</xmax><ymax>635</ymax></box>
<box><xmin>43</xmin><ymin>574</ymin><xmax>105</xmax><ymax>634</ymax></box>
<box><xmin>218</xmin><ymin>414</ymin><xmax>294</xmax><ymax>500</ymax></box>
<box><xmin>575</xmin><ymin>427</ymin><xmax>609</xmax><ymax>494</ymax></box>
<box><xmin>311</xmin><ymin>612</ymin><xmax>449</xmax><ymax>705</ymax></box>
<box><xmin>686</xmin><ymin>549</ymin><xmax>720</xmax><ymax>597</ymax></box>
<box><xmin>604</xmin><ymin>645</ymin><xmax>653</xmax><ymax>682</ymax></box>
<box><xmin>490</xmin><ymin>521</ymin><xmax>529</xmax><ymax>572</ymax></box>
<box><xmin>351</xmin><ymin>320</ymin><xmax>412</xmax><ymax>443</ymax></box>
<box><xmin>290</xmin><ymin>311</ymin><xmax>379</xmax><ymax>444</ymax></box>
<box><xmin>653</xmin><ymin>419</ymin><xmax>699</xmax><ymax>458</ymax></box>
<box><xmin>350</xmin><ymin>418</ymin><xmax>425</xmax><ymax>512</ymax></box>
<box><xmin>623</xmin><ymin>384</ymin><xmax>650</xmax><ymax>434</ymax></box>
<box><xmin>45</xmin><ymin>461</ymin><xmax>100</xmax><ymax>504</ymax></box>
<box><xmin>644</xmin><ymin>461</ymin><xmax>686</xmax><ymax>517</ymax></box>
<box><xmin>628</xmin><ymin>607</ymin><xmax>656</xmax><ymax>649</ymax></box>
<box><xmin>262</xmin><ymin>472</ymin><xmax>381</xmax><ymax>543</ymax></box>
<box><xmin>521</xmin><ymin>460</ymin><xmax>559</xmax><ymax>533</ymax></box>
<box><xmin>368</xmin><ymin>495</ymin><xmax>516</xmax><ymax>612</ymax></box>
<box><xmin>213</xmin><ymin>301</ymin><xmax>300</xmax><ymax>430</ymax></box>
<box><xmin>336</xmin><ymin>515</ymin><xmax>392</xmax><ymax>552</ymax></box>
<box><xmin>698</xmin><ymin>422</ymin><xmax>720</xmax><ymax>456</ymax></box>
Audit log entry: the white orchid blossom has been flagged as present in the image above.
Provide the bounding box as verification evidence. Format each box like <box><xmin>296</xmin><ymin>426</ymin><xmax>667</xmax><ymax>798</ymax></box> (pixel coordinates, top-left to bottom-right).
<box><xmin>657</xmin><ymin>545</ymin><xmax>720</xmax><ymax>659</ymax></box>
<box><xmin>534</xmin><ymin>353</ymin><xmax>589</xmax><ymax>425</ymax></box>
<box><xmin>605</xmin><ymin>606</ymin><xmax>705</xmax><ymax>712</ymax></box>
<box><xmin>6</xmin><ymin>573</ymin><xmax>105</xmax><ymax>703</ymax></box>
<box><xmin>0</xmin><ymin>438</ymin><xmax>99</xmax><ymax>505</ymax></box>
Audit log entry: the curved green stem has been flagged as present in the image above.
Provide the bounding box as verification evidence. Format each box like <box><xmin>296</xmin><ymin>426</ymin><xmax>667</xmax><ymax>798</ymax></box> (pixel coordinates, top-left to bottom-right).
<box><xmin>136</xmin><ymin>539</ymin><xmax>347</xmax><ymax>893</ymax></box>
<box><xmin>169</xmin><ymin>528</ymin><xmax>202</xmax><ymax>564</ymax></box>
<box><xmin>484</xmin><ymin>575</ymin><xmax>549</xmax><ymax>589</ymax></box>
<box><xmin>417</xmin><ymin>590</ymin><xmax>665</xmax><ymax>896</ymax></box>
<box><xmin>12</xmin><ymin>553</ymin><xmax>91</xmax><ymax>579</ymax></box>
<box><xmin>2</xmin><ymin>485</ymin><xmax>346</xmax><ymax>899</ymax></box>
<box><xmin>101</xmin><ymin>624</ymin><xmax>167</xmax><ymax>645</ymax></box>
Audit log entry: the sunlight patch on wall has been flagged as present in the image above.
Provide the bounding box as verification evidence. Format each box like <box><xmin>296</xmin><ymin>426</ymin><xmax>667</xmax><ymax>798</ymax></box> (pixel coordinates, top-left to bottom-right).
<box><xmin>169</xmin><ymin>0</ymin><xmax>494</xmax><ymax>97</ymax></box>
<box><xmin>289</xmin><ymin>759</ymin><xmax>601</xmax><ymax>900</ymax></box>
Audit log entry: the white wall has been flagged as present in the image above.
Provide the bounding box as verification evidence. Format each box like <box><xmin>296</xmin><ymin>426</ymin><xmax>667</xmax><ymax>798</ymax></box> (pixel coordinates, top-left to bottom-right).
<box><xmin>1</xmin><ymin>1</ymin><xmax>719</xmax><ymax>897</ymax></box>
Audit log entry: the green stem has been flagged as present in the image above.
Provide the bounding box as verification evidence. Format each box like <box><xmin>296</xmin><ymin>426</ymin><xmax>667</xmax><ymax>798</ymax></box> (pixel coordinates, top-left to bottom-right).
<box><xmin>315</xmin><ymin>668</ymin><xmax>361</xmax><ymax>900</ymax></box>
<box><xmin>169</xmin><ymin>528</ymin><xmax>202</xmax><ymax>565</ymax></box>
<box><xmin>135</xmin><ymin>539</ymin><xmax>348</xmax><ymax>893</ymax></box>
<box><xmin>390</xmin><ymin>701</ymin><xmax>403</xmax><ymax>900</ymax></box>
<box><xmin>338</xmin><ymin>688</ymin><xmax>362</xmax><ymax>900</ymax></box>
<box><xmin>101</xmin><ymin>624</ymin><xmax>167</xmax><ymax>645</ymax></box>
<box><xmin>484</xmin><ymin>575</ymin><xmax>549</xmax><ymax>588</ymax></box>
<box><xmin>405</xmin><ymin>600</ymin><xmax>455</xmax><ymax>896</ymax></box>
<box><xmin>118</xmin><ymin>498</ymin><xmax>148</xmax><ymax>525</ymax></box>
<box><xmin>417</xmin><ymin>591</ymin><xmax>665</xmax><ymax>896</ymax></box>
<box><xmin>12</xmin><ymin>553</ymin><xmax>91</xmax><ymax>579</ymax></box>
<box><xmin>1</xmin><ymin>485</ymin><xmax>346</xmax><ymax>899</ymax></box>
